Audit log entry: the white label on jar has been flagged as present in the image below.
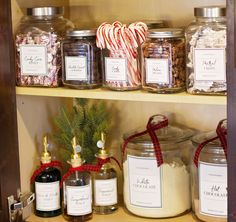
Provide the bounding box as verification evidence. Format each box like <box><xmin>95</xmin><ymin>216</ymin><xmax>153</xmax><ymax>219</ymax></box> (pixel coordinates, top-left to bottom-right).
<box><xmin>94</xmin><ymin>178</ymin><xmax>117</xmax><ymax>206</ymax></box>
<box><xmin>194</xmin><ymin>48</ymin><xmax>226</xmax><ymax>81</ymax></box>
<box><xmin>20</xmin><ymin>45</ymin><xmax>48</xmax><ymax>76</ymax></box>
<box><xmin>105</xmin><ymin>58</ymin><xmax>127</xmax><ymax>81</ymax></box>
<box><xmin>65</xmin><ymin>56</ymin><xmax>88</xmax><ymax>81</ymax></box>
<box><xmin>127</xmin><ymin>155</ymin><xmax>162</xmax><ymax>208</ymax></box>
<box><xmin>199</xmin><ymin>162</ymin><xmax>227</xmax><ymax>217</ymax></box>
<box><xmin>66</xmin><ymin>184</ymin><xmax>92</xmax><ymax>216</ymax></box>
<box><xmin>35</xmin><ymin>181</ymin><xmax>60</xmax><ymax>211</ymax></box>
<box><xmin>145</xmin><ymin>58</ymin><xmax>170</xmax><ymax>84</ymax></box>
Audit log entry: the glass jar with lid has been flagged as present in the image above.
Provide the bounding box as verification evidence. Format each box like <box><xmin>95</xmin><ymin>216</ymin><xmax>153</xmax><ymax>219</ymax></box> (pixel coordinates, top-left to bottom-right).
<box><xmin>185</xmin><ymin>6</ymin><xmax>226</xmax><ymax>95</ymax></box>
<box><xmin>122</xmin><ymin>116</ymin><xmax>193</xmax><ymax>218</ymax></box>
<box><xmin>142</xmin><ymin>28</ymin><xmax>185</xmax><ymax>93</ymax></box>
<box><xmin>15</xmin><ymin>7</ymin><xmax>74</xmax><ymax>87</ymax></box>
<box><xmin>62</xmin><ymin>29</ymin><xmax>102</xmax><ymax>89</ymax></box>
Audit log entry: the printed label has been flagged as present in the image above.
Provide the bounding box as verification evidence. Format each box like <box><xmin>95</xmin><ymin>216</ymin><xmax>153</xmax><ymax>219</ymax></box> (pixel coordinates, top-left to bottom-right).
<box><xmin>66</xmin><ymin>184</ymin><xmax>92</xmax><ymax>216</ymax></box>
<box><xmin>127</xmin><ymin>155</ymin><xmax>162</xmax><ymax>208</ymax></box>
<box><xmin>199</xmin><ymin>162</ymin><xmax>227</xmax><ymax>217</ymax></box>
<box><xmin>65</xmin><ymin>56</ymin><xmax>88</xmax><ymax>81</ymax></box>
<box><xmin>35</xmin><ymin>181</ymin><xmax>60</xmax><ymax>211</ymax></box>
<box><xmin>20</xmin><ymin>45</ymin><xmax>48</xmax><ymax>76</ymax></box>
<box><xmin>94</xmin><ymin>178</ymin><xmax>117</xmax><ymax>206</ymax></box>
<box><xmin>194</xmin><ymin>48</ymin><xmax>226</xmax><ymax>81</ymax></box>
<box><xmin>105</xmin><ymin>58</ymin><xmax>127</xmax><ymax>81</ymax></box>
<box><xmin>146</xmin><ymin>58</ymin><xmax>170</xmax><ymax>84</ymax></box>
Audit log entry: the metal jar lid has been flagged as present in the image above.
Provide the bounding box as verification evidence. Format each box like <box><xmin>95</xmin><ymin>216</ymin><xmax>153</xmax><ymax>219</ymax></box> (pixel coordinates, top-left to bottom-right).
<box><xmin>27</xmin><ymin>7</ymin><xmax>64</xmax><ymax>16</ymax></box>
<box><xmin>148</xmin><ymin>28</ymin><xmax>184</xmax><ymax>38</ymax></box>
<box><xmin>66</xmin><ymin>29</ymin><xmax>96</xmax><ymax>37</ymax></box>
<box><xmin>194</xmin><ymin>6</ymin><xmax>226</xmax><ymax>18</ymax></box>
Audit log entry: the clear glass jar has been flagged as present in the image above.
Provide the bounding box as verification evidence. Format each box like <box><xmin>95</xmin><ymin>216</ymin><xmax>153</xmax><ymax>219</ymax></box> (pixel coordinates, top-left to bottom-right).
<box><xmin>185</xmin><ymin>6</ymin><xmax>226</xmax><ymax>95</ymax></box>
<box><xmin>142</xmin><ymin>28</ymin><xmax>185</xmax><ymax>93</ymax></box>
<box><xmin>15</xmin><ymin>7</ymin><xmax>74</xmax><ymax>87</ymax></box>
<box><xmin>62</xmin><ymin>30</ymin><xmax>102</xmax><ymax>89</ymax></box>
<box><xmin>191</xmin><ymin>131</ymin><xmax>227</xmax><ymax>222</ymax></box>
<box><xmin>123</xmin><ymin>125</ymin><xmax>193</xmax><ymax>218</ymax></box>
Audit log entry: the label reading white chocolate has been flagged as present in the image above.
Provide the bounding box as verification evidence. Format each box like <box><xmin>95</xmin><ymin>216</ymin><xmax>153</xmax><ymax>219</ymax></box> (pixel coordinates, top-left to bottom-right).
<box><xmin>127</xmin><ymin>155</ymin><xmax>162</xmax><ymax>208</ymax></box>
<box><xmin>66</xmin><ymin>184</ymin><xmax>92</xmax><ymax>216</ymax></box>
<box><xmin>94</xmin><ymin>178</ymin><xmax>117</xmax><ymax>206</ymax></box>
<box><xmin>20</xmin><ymin>45</ymin><xmax>48</xmax><ymax>76</ymax></box>
<box><xmin>35</xmin><ymin>181</ymin><xmax>60</xmax><ymax>211</ymax></box>
<box><xmin>199</xmin><ymin>162</ymin><xmax>227</xmax><ymax>217</ymax></box>
<box><xmin>146</xmin><ymin>58</ymin><xmax>170</xmax><ymax>84</ymax></box>
<box><xmin>194</xmin><ymin>48</ymin><xmax>226</xmax><ymax>81</ymax></box>
<box><xmin>105</xmin><ymin>58</ymin><xmax>127</xmax><ymax>81</ymax></box>
<box><xmin>65</xmin><ymin>56</ymin><xmax>87</xmax><ymax>81</ymax></box>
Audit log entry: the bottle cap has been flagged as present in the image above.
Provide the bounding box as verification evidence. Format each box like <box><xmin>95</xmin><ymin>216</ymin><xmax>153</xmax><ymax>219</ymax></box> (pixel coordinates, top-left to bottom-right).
<box><xmin>41</xmin><ymin>135</ymin><xmax>52</xmax><ymax>164</ymax></box>
<box><xmin>71</xmin><ymin>137</ymin><xmax>82</xmax><ymax>168</ymax></box>
<box><xmin>194</xmin><ymin>6</ymin><xmax>226</xmax><ymax>18</ymax></box>
<box><xmin>96</xmin><ymin>132</ymin><xmax>110</xmax><ymax>159</ymax></box>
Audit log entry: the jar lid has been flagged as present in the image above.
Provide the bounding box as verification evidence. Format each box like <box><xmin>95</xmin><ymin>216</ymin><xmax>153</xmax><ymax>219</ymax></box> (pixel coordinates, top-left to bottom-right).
<box><xmin>148</xmin><ymin>28</ymin><xmax>184</xmax><ymax>38</ymax></box>
<box><xmin>194</xmin><ymin>6</ymin><xmax>226</xmax><ymax>18</ymax></box>
<box><xmin>67</xmin><ymin>29</ymin><xmax>96</xmax><ymax>37</ymax></box>
<box><xmin>27</xmin><ymin>7</ymin><xmax>64</xmax><ymax>16</ymax></box>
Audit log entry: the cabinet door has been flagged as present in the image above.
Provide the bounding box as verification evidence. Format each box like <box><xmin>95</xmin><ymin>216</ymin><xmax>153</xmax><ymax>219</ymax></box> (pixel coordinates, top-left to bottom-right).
<box><xmin>0</xmin><ymin>0</ymin><xmax>21</xmax><ymax>221</ymax></box>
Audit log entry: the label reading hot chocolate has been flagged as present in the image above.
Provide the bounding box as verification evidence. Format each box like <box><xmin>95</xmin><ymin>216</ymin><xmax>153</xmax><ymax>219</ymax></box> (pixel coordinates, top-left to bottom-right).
<box><xmin>105</xmin><ymin>58</ymin><xmax>127</xmax><ymax>81</ymax></box>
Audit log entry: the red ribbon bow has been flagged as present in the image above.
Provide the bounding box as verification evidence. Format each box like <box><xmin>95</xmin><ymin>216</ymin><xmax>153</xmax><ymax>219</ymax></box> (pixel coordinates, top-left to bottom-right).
<box><xmin>194</xmin><ymin>119</ymin><xmax>227</xmax><ymax>167</ymax></box>
<box><xmin>30</xmin><ymin>160</ymin><xmax>62</xmax><ymax>183</ymax></box>
<box><xmin>122</xmin><ymin>114</ymin><xmax>168</xmax><ymax>167</ymax></box>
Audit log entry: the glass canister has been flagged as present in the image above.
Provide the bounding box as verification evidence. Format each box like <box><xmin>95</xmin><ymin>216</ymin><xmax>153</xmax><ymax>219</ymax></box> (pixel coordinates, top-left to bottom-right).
<box><xmin>191</xmin><ymin>131</ymin><xmax>227</xmax><ymax>222</ymax></box>
<box><xmin>122</xmin><ymin>117</ymin><xmax>193</xmax><ymax>218</ymax></box>
<box><xmin>142</xmin><ymin>28</ymin><xmax>185</xmax><ymax>93</ymax></box>
<box><xmin>185</xmin><ymin>6</ymin><xmax>226</xmax><ymax>95</ymax></box>
<box><xmin>62</xmin><ymin>29</ymin><xmax>102</xmax><ymax>89</ymax></box>
<box><xmin>15</xmin><ymin>7</ymin><xmax>74</xmax><ymax>87</ymax></box>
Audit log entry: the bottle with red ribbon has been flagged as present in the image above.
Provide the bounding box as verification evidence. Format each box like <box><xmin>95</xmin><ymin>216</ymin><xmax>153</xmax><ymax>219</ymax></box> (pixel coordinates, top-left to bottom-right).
<box><xmin>62</xmin><ymin>137</ymin><xmax>92</xmax><ymax>221</ymax></box>
<box><xmin>93</xmin><ymin>132</ymin><xmax>118</xmax><ymax>214</ymax></box>
<box><xmin>191</xmin><ymin>119</ymin><xmax>227</xmax><ymax>222</ymax></box>
<box><xmin>32</xmin><ymin>135</ymin><xmax>62</xmax><ymax>218</ymax></box>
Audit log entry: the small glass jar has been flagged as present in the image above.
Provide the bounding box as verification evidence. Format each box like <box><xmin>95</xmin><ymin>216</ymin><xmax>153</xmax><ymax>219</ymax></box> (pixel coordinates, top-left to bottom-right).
<box><xmin>142</xmin><ymin>28</ymin><xmax>185</xmax><ymax>93</ymax></box>
<box><xmin>185</xmin><ymin>6</ymin><xmax>226</xmax><ymax>95</ymax></box>
<box><xmin>62</xmin><ymin>30</ymin><xmax>102</xmax><ymax>89</ymax></box>
<box><xmin>123</xmin><ymin>124</ymin><xmax>193</xmax><ymax>218</ymax></box>
<box><xmin>191</xmin><ymin>131</ymin><xmax>227</xmax><ymax>222</ymax></box>
<box><xmin>15</xmin><ymin>7</ymin><xmax>74</xmax><ymax>87</ymax></box>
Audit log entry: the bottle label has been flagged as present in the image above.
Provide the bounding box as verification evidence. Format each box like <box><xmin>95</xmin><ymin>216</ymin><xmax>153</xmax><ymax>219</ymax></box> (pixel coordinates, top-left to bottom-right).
<box><xmin>105</xmin><ymin>58</ymin><xmax>127</xmax><ymax>81</ymax></box>
<box><xmin>20</xmin><ymin>45</ymin><xmax>48</xmax><ymax>76</ymax></box>
<box><xmin>66</xmin><ymin>184</ymin><xmax>92</xmax><ymax>216</ymax></box>
<box><xmin>35</xmin><ymin>181</ymin><xmax>60</xmax><ymax>211</ymax></box>
<box><xmin>145</xmin><ymin>58</ymin><xmax>170</xmax><ymax>84</ymax></box>
<box><xmin>127</xmin><ymin>155</ymin><xmax>162</xmax><ymax>208</ymax></box>
<box><xmin>194</xmin><ymin>48</ymin><xmax>226</xmax><ymax>81</ymax></box>
<box><xmin>65</xmin><ymin>56</ymin><xmax>88</xmax><ymax>81</ymax></box>
<box><xmin>199</xmin><ymin>161</ymin><xmax>227</xmax><ymax>217</ymax></box>
<box><xmin>94</xmin><ymin>178</ymin><xmax>118</xmax><ymax>206</ymax></box>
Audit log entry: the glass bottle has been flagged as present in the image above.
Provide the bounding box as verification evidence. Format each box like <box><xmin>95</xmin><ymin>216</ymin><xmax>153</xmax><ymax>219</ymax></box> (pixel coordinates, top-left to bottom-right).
<box><xmin>185</xmin><ymin>6</ymin><xmax>226</xmax><ymax>95</ymax></box>
<box><xmin>34</xmin><ymin>136</ymin><xmax>61</xmax><ymax>217</ymax></box>
<box><xmin>93</xmin><ymin>133</ymin><xmax>118</xmax><ymax>214</ymax></box>
<box><xmin>63</xmin><ymin>137</ymin><xmax>92</xmax><ymax>221</ymax></box>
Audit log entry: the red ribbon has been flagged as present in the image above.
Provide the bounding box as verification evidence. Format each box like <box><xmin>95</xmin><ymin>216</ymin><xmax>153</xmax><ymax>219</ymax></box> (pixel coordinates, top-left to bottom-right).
<box><xmin>30</xmin><ymin>161</ymin><xmax>62</xmax><ymax>183</ymax></box>
<box><xmin>194</xmin><ymin>119</ymin><xmax>227</xmax><ymax>167</ymax></box>
<box><xmin>122</xmin><ymin>114</ymin><xmax>168</xmax><ymax>167</ymax></box>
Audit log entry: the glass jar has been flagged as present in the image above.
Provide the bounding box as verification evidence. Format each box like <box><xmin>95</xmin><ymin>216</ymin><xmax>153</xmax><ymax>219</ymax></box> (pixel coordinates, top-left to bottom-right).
<box><xmin>123</xmin><ymin>124</ymin><xmax>193</xmax><ymax>218</ymax></box>
<box><xmin>191</xmin><ymin>131</ymin><xmax>227</xmax><ymax>222</ymax></box>
<box><xmin>62</xmin><ymin>30</ymin><xmax>102</xmax><ymax>89</ymax></box>
<box><xmin>142</xmin><ymin>28</ymin><xmax>185</xmax><ymax>93</ymax></box>
<box><xmin>185</xmin><ymin>6</ymin><xmax>226</xmax><ymax>95</ymax></box>
<box><xmin>15</xmin><ymin>7</ymin><xmax>74</xmax><ymax>87</ymax></box>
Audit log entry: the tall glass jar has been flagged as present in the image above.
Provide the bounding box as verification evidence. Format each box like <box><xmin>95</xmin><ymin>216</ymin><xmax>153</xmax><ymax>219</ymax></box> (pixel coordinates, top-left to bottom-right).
<box><xmin>185</xmin><ymin>6</ymin><xmax>226</xmax><ymax>95</ymax></box>
<box><xmin>62</xmin><ymin>30</ymin><xmax>102</xmax><ymax>89</ymax></box>
<box><xmin>123</xmin><ymin>124</ymin><xmax>193</xmax><ymax>218</ymax></box>
<box><xmin>191</xmin><ymin>131</ymin><xmax>227</xmax><ymax>222</ymax></box>
<box><xmin>15</xmin><ymin>7</ymin><xmax>74</xmax><ymax>87</ymax></box>
<box><xmin>142</xmin><ymin>28</ymin><xmax>185</xmax><ymax>93</ymax></box>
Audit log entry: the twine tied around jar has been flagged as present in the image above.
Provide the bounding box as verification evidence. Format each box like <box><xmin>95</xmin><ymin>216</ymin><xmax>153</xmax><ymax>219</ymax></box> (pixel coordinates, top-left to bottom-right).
<box><xmin>194</xmin><ymin>119</ymin><xmax>227</xmax><ymax>167</ymax></box>
<box><xmin>122</xmin><ymin>114</ymin><xmax>168</xmax><ymax>167</ymax></box>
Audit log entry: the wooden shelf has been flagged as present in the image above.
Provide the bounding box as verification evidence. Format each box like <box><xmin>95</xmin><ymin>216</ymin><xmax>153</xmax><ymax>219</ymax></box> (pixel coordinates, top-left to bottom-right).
<box><xmin>16</xmin><ymin>87</ymin><xmax>226</xmax><ymax>105</ymax></box>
